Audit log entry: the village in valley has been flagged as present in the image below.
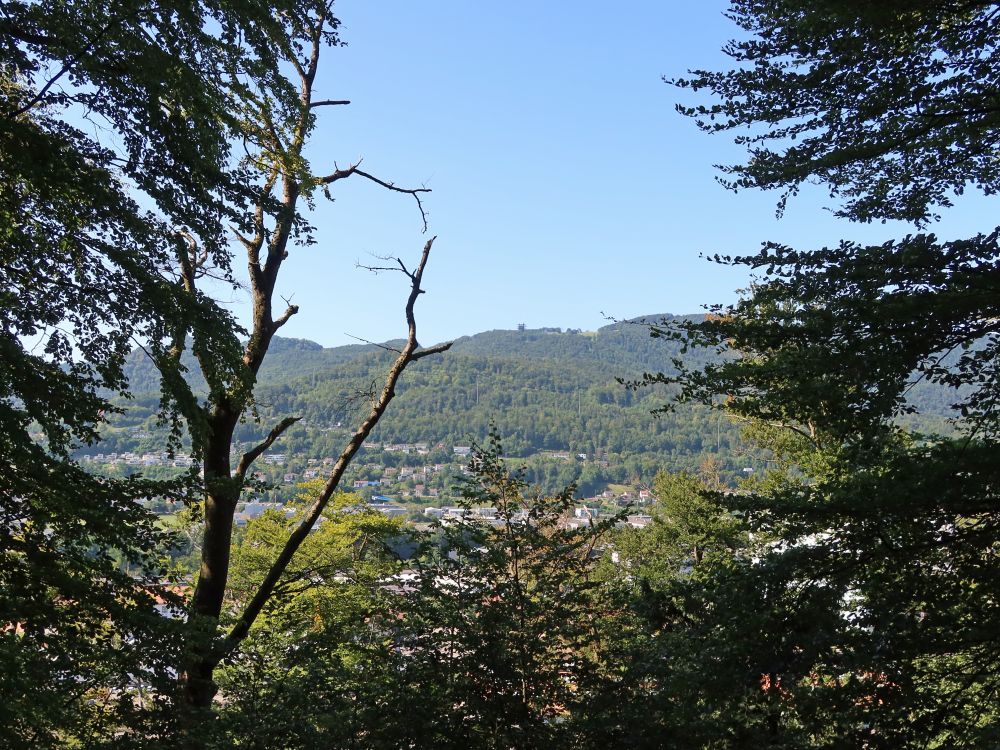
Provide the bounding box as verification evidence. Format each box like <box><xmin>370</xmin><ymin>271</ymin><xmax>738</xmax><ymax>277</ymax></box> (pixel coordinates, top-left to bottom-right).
<box><xmin>80</xmin><ymin>437</ymin><xmax>656</xmax><ymax>530</ymax></box>
<box><xmin>80</xmin><ymin>431</ymin><xmax>655</xmax><ymax>528</ymax></box>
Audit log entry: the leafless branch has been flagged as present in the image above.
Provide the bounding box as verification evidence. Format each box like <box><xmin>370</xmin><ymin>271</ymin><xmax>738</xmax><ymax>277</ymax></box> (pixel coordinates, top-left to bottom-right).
<box><xmin>272</xmin><ymin>294</ymin><xmax>299</xmax><ymax>333</ymax></box>
<box><xmin>317</xmin><ymin>160</ymin><xmax>361</xmax><ymax>185</ymax></box>
<box><xmin>357</xmin><ymin>379</ymin><xmax>379</xmax><ymax>406</ymax></box>
<box><xmin>225</xmin><ymin>236</ymin><xmax>452</xmax><ymax>649</ymax></box>
<box><xmin>310</xmin><ymin>99</ymin><xmax>351</xmax><ymax>108</ymax></box>
<box><xmin>317</xmin><ymin>161</ymin><xmax>431</xmax><ymax>232</ymax></box>
<box><xmin>129</xmin><ymin>336</ymin><xmax>157</xmax><ymax>366</ymax></box>
<box><xmin>411</xmin><ymin>342</ymin><xmax>451</xmax><ymax>361</ymax></box>
<box><xmin>342</xmin><ymin>332</ymin><xmax>403</xmax><ymax>354</ymax></box>
<box><xmin>231</xmin><ymin>228</ymin><xmax>256</xmax><ymax>253</ymax></box>
<box><xmin>356</xmin><ymin>254</ymin><xmax>412</xmax><ymax>276</ymax></box>
<box><xmin>355</xmin><ymin>169</ymin><xmax>431</xmax><ymax>232</ymax></box>
<box><xmin>235</xmin><ymin>416</ymin><xmax>301</xmax><ymax>481</ymax></box>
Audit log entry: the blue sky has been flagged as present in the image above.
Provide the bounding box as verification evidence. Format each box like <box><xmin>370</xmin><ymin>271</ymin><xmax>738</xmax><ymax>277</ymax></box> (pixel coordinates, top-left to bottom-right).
<box><xmin>262</xmin><ymin>1</ymin><xmax>989</xmax><ymax>348</ymax></box>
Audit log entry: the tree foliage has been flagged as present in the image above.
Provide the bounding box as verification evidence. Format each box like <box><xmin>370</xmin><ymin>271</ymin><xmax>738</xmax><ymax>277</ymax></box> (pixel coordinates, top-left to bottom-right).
<box><xmin>637</xmin><ymin>1</ymin><xmax>1000</xmax><ymax>745</ymax></box>
<box><xmin>211</xmin><ymin>484</ymin><xmax>404</xmax><ymax>748</ymax></box>
<box><xmin>0</xmin><ymin>0</ymin><xmax>285</xmax><ymax>741</ymax></box>
<box><xmin>585</xmin><ymin>466</ymin><xmax>762</xmax><ymax>749</ymax></box>
<box><xmin>674</xmin><ymin>0</ymin><xmax>1000</xmax><ymax>224</ymax></box>
<box><xmin>2</xmin><ymin>0</ymin><xmax>444</xmax><ymax>741</ymax></box>
<box><xmin>203</xmin><ymin>437</ymin><xmax>621</xmax><ymax>749</ymax></box>
<box><xmin>384</xmin><ymin>433</ymin><xmax>621</xmax><ymax>749</ymax></box>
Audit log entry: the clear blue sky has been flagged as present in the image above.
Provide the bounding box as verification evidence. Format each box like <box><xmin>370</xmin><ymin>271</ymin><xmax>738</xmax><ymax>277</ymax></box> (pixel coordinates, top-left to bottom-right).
<box><xmin>263</xmin><ymin>0</ymin><xmax>989</xmax><ymax>348</ymax></box>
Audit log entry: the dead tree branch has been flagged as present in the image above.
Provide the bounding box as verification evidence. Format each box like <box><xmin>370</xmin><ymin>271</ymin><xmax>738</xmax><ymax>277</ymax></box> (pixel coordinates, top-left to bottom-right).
<box><xmin>272</xmin><ymin>298</ymin><xmax>300</xmax><ymax>334</ymax></box>
<box><xmin>235</xmin><ymin>416</ymin><xmax>301</xmax><ymax>482</ymax></box>
<box><xmin>342</xmin><ymin>332</ymin><xmax>403</xmax><ymax>354</ymax></box>
<box><xmin>317</xmin><ymin>161</ymin><xmax>431</xmax><ymax>232</ymax></box>
<box><xmin>179</xmin><ymin>2</ymin><xmax>442</xmax><ymax>708</ymax></box>
<box><xmin>225</xmin><ymin>236</ymin><xmax>451</xmax><ymax>649</ymax></box>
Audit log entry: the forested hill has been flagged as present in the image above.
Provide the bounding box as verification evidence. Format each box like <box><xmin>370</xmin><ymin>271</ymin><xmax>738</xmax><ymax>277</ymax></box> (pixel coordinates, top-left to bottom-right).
<box><xmin>255</xmin><ymin>313</ymin><xmax>705</xmax><ymax>386</ymax></box>
<box><xmin>248</xmin><ymin>315</ymin><xmax>722</xmax><ymax>460</ymax></box>
<box><xmin>111</xmin><ymin>315</ymin><xmax>739</xmax><ymax>480</ymax></box>
<box><xmin>122</xmin><ymin>315</ymin><xmax>698</xmax><ymax>393</ymax></box>
<box><xmin>110</xmin><ymin>314</ymin><xmax>958</xmax><ymax>481</ymax></box>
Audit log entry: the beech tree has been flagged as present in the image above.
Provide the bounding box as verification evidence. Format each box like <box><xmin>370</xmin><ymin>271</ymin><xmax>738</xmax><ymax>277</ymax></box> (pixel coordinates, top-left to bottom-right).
<box><xmin>2</xmin><ymin>0</ymin><xmax>286</xmax><ymax>742</ymax></box>
<box><xmin>640</xmin><ymin>1</ymin><xmax>1000</xmax><ymax>745</ymax></box>
<box><xmin>147</xmin><ymin>1</ymin><xmax>452</xmax><ymax>728</ymax></box>
<box><xmin>3</xmin><ymin>0</ymin><xmax>448</xmax><ymax>742</ymax></box>
<box><xmin>675</xmin><ymin>0</ymin><xmax>1000</xmax><ymax>226</ymax></box>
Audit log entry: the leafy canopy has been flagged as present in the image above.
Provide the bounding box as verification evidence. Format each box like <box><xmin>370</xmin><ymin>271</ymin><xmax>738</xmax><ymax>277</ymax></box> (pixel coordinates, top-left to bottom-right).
<box><xmin>674</xmin><ymin>0</ymin><xmax>1000</xmax><ymax>224</ymax></box>
<box><xmin>635</xmin><ymin>1</ymin><xmax>1000</xmax><ymax>745</ymax></box>
<box><xmin>1</xmin><ymin>0</ymin><xmax>317</xmax><ymax>742</ymax></box>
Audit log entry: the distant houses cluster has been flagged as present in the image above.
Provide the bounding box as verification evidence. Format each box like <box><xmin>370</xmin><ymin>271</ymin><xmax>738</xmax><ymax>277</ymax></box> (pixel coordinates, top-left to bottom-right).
<box><xmin>81</xmin><ymin>452</ymin><xmax>194</xmax><ymax>468</ymax></box>
<box><xmin>79</xmin><ymin>440</ymin><xmax>609</xmax><ymax>475</ymax></box>
<box><xmin>233</xmin><ymin>501</ymin><xmax>291</xmax><ymax>526</ymax></box>
<box><xmin>382</xmin><ymin>442</ymin><xmax>430</xmax><ymax>454</ymax></box>
<box><xmin>416</xmin><ymin>504</ymin><xmax>653</xmax><ymax>531</ymax></box>
<box><xmin>80</xmin><ymin>438</ymin><xmax>658</xmax><ymax>524</ymax></box>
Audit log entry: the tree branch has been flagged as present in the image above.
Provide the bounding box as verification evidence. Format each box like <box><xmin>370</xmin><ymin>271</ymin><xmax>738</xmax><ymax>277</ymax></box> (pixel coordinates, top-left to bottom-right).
<box><xmin>5</xmin><ymin>9</ymin><xmax>139</xmax><ymax>118</ymax></box>
<box><xmin>310</xmin><ymin>99</ymin><xmax>350</xmax><ymax>108</ymax></box>
<box><xmin>317</xmin><ymin>160</ymin><xmax>360</xmax><ymax>184</ymax></box>
<box><xmin>317</xmin><ymin>162</ymin><xmax>431</xmax><ymax>232</ymax></box>
<box><xmin>354</xmin><ymin>169</ymin><xmax>431</xmax><ymax>233</ymax></box>
<box><xmin>411</xmin><ymin>342</ymin><xmax>452</xmax><ymax>361</ymax></box>
<box><xmin>342</xmin><ymin>332</ymin><xmax>402</xmax><ymax>354</ymax></box>
<box><xmin>224</xmin><ymin>237</ymin><xmax>452</xmax><ymax>649</ymax></box>
<box><xmin>272</xmin><ymin>296</ymin><xmax>299</xmax><ymax>333</ymax></box>
<box><xmin>235</xmin><ymin>416</ymin><xmax>301</xmax><ymax>481</ymax></box>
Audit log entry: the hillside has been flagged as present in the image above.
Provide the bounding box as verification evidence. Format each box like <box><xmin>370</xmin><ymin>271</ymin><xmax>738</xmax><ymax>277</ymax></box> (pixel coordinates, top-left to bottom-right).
<box><xmin>92</xmin><ymin>315</ymin><xmax>960</xmax><ymax>497</ymax></box>
<box><xmin>115</xmin><ymin>316</ymin><xmax>715</xmax><ymax>442</ymax></box>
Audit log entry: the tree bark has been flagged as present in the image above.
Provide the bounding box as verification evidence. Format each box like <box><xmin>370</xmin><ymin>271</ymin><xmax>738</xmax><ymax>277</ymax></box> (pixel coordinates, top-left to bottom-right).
<box><xmin>170</xmin><ymin>6</ymin><xmax>442</xmax><ymax>732</ymax></box>
<box><xmin>182</xmin><ymin>406</ymin><xmax>240</xmax><ymax>710</ymax></box>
